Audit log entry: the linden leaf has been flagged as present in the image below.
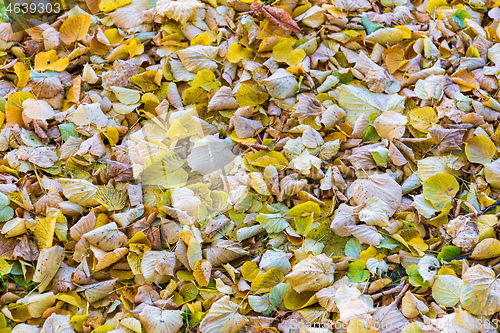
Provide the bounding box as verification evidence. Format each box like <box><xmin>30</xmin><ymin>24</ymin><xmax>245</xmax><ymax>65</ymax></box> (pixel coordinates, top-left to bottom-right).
<box><xmin>422</xmin><ymin>173</ymin><xmax>459</xmax><ymax>211</ymax></box>
<box><xmin>34</xmin><ymin>50</ymin><xmax>69</xmax><ymax>72</ymax></box>
<box><xmin>461</xmin><ymin>265</ymin><xmax>500</xmax><ymax>316</ymax></box>
<box><xmin>99</xmin><ymin>0</ymin><xmax>131</xmax><ymax>12</ymax></box>
<box><xmin>139</xmin><ymin>306</ymin><xmax>183</xmax><ymax>333</ymax></box>
<box><xmin>285</xmin><ymin>254</ymin><xmax>334</xmax><ymax>293</ymax></box>
<box><xmin>272</xmin><ymin>39</ymin><xmax>306</xmax><ymax>66</ymax></box>
<box><xmin>94</xmin><ymin>187</ymin><xmax>127</xmax><ymax>211</ymax></box>
<box><xmin>32</xmin><ymin>246</ymin><xmax>65</xmax><ymax>292</ymax></box>
<box><xmin>251</xmin><ymin>268</ymin><xmax>284</xmax><ymax>294</ymax></box>
<box><xmin>227</xmin><ymin>42</ymin><xmax>253</xmax><ymax>63</ymax></box>
<box><xmin>59</xmin><ymin>14</ymin><xmax>92</xmax><ymax>45</ymax></box>
<box><xmin>432</xmin><ymin>275</ymin><xmax>464</xmax><ymax>307</ymax></box>
<box><xmin>471</xmin><ymin>238</ymin><xmax>500</xmax><ymax>259</ymax></box>
<box><xmin>199</xmin><ymin>296</ymin><xmax>249</xmax><ymax>333</ymax></box>
<box><xmin>465</xmin><ymin>135</ymin><xmax>496</xmax><ymax>164</ymax></box>
<box><xmin>193</xmin><ymin>259</ymin><xmax>212</xmax><ymax>287</ymax></box>
<box><xmin>0</xmin><ymin>193</ymin><xmax>13</xmax><ymax>222</ymax></box>
<box><xmin>251</xmin><ymin>3</ymin><xmax>302</xmax><ymax>34</ymax></box>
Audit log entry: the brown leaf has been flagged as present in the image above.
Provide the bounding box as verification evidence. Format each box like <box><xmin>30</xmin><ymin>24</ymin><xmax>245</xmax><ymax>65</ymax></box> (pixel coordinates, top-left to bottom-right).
<box><xmin>0</xmin><ymin>234</ymin><xmax>18</xmax><ymax>260</ymax></box>
<box><xmin>251</xmin><ymin>2</ymin><xmax>302</xmax><ymax>34</ymax></box>
<box><xmin>429</xmin><ymin>128</ymin><xmax>465</xmax><ymax>154</ymax></box>
<box><xmin>13</xmin><ymin>235</ymin><xmax>39</xmax><ymax>261</ymax></box>
<box><xmin>107</xmin><ymin>159</ymin><xmax>134</xmax><ymax>182</ymax></box>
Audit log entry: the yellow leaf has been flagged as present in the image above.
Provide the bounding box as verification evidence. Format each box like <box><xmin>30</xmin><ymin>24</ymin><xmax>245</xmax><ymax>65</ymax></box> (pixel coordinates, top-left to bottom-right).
<box><xmin>227</xmin><ymin>42</ymin><xmax>253</xmax><ymax>63</ymax></box>
<box><xmin>437</xmin><ymin>266</ymin><xmax>457</xmax><ymax>276</ymax></box>
<box><xmin>71</xmin><ymin>314</ymin><xmax>91</xmax><ymax>332</ymax></box>
<box><xmin>241</xmin><ymin>261</ymin><xmax>259</xmax><ymax>282</ymax></box>
<box><xmin>92</xmin><ymin>246</ymin><xmax>129</xmax><ymax>271</ymax></box>
<box><xmin>34</xmin><ymin>215</ymin><xmax>56</xmax><ymax>249</ymax></box>
<box><xmin>426</xmin><ymin>0</ymin><xmax>447</xmax><ymax>14</ymax></box>
<box><xmin>104</xmin><ymin>28</ymin><xmax>124</xmax><ymax>44</ymax></box>
<box><xmin>126</xmin><ymin>38</ymin><xmax>144</xmax><ymax>58</ymax></box>
<box><xmin>99</xmin><ymin>0</ymin><xmax>131</xmax><ymax>12</ymax></box>
<box><xmin>360</xmin><ymin>246</ymin><xmax>384</xmax><ymax>261</ymax></box>
<box><xmin>6</xmin><ymin>91</ymin><xmax>34</xmax><ymax>126</ymax></box>
<box><xmin>67</xmin><ymin>75</ymin><xmax>82</xmax><ymax>103</ymax></box>
<box><xmin>59</xmin><ymin>14</ymin><xmax>92</xmax><ymax>45</ymax></box>
<box><xmin>471</xmin><ymin>238</ymin><xmax>500</xmax><ymax>259</ymax></box>
<box><xmin>272</xmin><ymin>39</ymin><xmax>306</xmax><ymax>66</ymax></box>
<box><xmin>57</xmin><ymin>291</ymin><xmax>83</xmax><ymax>308</ymax></box>
<box><xmin>465</xmin><ymin>135</ymin><xmax>496</xmax><ymax>164</ymax></box>
<box><xmin>408</xmin><ymin>237</ymin><xmax>429</xmax><ymax>256</ymax></box>
<box><xmin>394</xmin><ymin>25</ymin><xmax>412</xmax><ymax>38</ymax></box>
<box><xmin>94</xmin><ymin>187</ymin><xmax>127</xmax><ymax>211</ymax></box>
<box><xmin>383</xmin><ymin>46</ymin><xmax>408</xmax><ymax>74</ymax></box>
<box><xmin>251</xmin><ymin>268</ymin><xmax>284</xmax><ymax>294</ymax></box>
<box><xmin>99</xmin><ymin>127</ymin><xmax>120</xmax><ymax>146</ymax></box>
<box><xmin>409</xmin><ymin>107</ymin><xmax>438</xmax><ymax>133</ymax></box>
<box><xmin>422</xmin><ymin>173</ymin><xmax>459</xmax><ymax>211</ymax></box>
<box><xmin>0</xmin><ymin>258</ymin><xmax>12</xmax><ymax>275</ymax></box>
<box><xmin>283</xmin><ymin>289</ymin><xmax>316</xmax><ymax>310</ymax></box>
<box><xmin>193</xmin><ymin>259</ymin><xmax>212</xmax><ymax>287</ymax></box>
<box><xmin>191</xmin><ymin>32</ymin><xmax>211</xmax><ymax>46</ymax></box>
<box><xmin>192</xmin><ymin>69</ymin><xmax>221</xmax><ymax>92</ymax></box>
<box><xmin>14</xmin><ymin>62</ymin><xmax>29</xmax><ymax>88</ymax></box>
<box><xmin>34</xmin><ymin>50</ymin><xmax>69</xmax><ymax>72</ymax></box>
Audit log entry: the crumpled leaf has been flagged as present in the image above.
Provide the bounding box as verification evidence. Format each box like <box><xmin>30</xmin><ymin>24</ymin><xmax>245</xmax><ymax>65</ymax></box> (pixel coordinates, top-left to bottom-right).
<box><xmin>199</xmin><ymin>296</ymin><xmax>249</xmax><ymax>333</ymax></box>
<box><xmin>285</xmin><ymin>254</ymin><xmax>334</xmax><ymax>292</ymax></box>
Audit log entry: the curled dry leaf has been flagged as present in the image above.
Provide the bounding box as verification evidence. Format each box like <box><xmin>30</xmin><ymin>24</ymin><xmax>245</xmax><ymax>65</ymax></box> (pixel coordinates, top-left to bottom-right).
<box><xmin>3</xmin><ymin>0</ymin><xmax>500</xmax><ymax>329</ymax></box>
<box><xmin>251</xmin><ymin>2</ymin><xmax>303</xmax><ymax>34</ymax></box>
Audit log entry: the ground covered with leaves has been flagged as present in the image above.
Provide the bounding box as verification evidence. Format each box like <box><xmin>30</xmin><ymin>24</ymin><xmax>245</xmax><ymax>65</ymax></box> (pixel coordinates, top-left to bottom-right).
<box><xmin>1</xmin><ymin>0</ymin><xmax>500</xmax><ymax>331</ymax></box>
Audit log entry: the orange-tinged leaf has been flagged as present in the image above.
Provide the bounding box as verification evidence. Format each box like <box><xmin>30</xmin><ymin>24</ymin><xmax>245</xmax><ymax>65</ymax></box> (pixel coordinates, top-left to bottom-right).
<box><xmin>384</xmin><ymin>46</ymin><xmax>408</xmax><ymax>74</ymax></box>
<box><xmin>67</xmin><ymin>75</ymin><xmax>82</xmax><ymax>103</ymax></box>
<box><xmin>34</xmin><ymin>50</ymin><xmax>69</xmax><ymax>72</ymax></box>
<box><xmin>59</xmin><ymin>14</ymin><xmax>92</xmax><ymax>45</ymax></box>
<box><xmin>13</xmin><ymin>62</ymin><xmax>29</xmax><ymax>88</ymax></box>
<box><xmin>6</xmin><ymin>91</ymin><xmax>34</xmax><ymax>126</ymax></box>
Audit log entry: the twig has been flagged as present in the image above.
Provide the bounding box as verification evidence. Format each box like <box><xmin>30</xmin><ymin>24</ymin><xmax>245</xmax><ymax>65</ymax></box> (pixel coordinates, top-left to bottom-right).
<box><xmin>465</xmin><ymin>198</ymin><xmax>500</xmax><ymax>219</ymax></box>
<box><xmin>371</xmin><ymin>278</ymin><xmax>406</xmax><ymax>301</ymax></box>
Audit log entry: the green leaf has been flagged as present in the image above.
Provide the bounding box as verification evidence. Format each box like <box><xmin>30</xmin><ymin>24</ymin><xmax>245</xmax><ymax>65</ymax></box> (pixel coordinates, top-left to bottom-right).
<box><xmin>255</xmin><ymin>213</ymin><xmax>289</xmax><ymax>234</ymax></box>
<box><xmin>307</xmin><ymin>222</ymin><xmax>349</xmax><ymax>257</ymax></box>
<box><xmin>251</xmin><ymin>268</ymin><xmax>285</xmax><ymax>294</ymax></box>
<box><xmin>269</xmin><ymin>282</ymin><xmax>292</xmax><ymax>310</ymax></box>
<box><xmin>332</xmin><ymin>70</ymin><xmax>353</xmax><ymax>84</ymax></box>
<box><xmin>344</xmin><ymin>238</ymin><xmax>364</xmax><ymax>258</ymax></box>
<box><xmin>0</xmin><ymin>312</ymin><xmax>7</xmax><ymax>329</ymax></box>
<box><xmin>0</xmin><ymin>193</ymin><xmax>13</xmax><ymax>222</ymax></box>
<box><xmin>58</xmin><ymin>123</ymin><xmax>79</xmax><ymax>142</ymax></box>
<box><xmin>362</xmin><ymin>13</ymin><xmax>384</xmax><ymax>35</ymax></box>
<box><xmin>437</xmin><ymin>245</ymin><xmax>461</xmax><ymax>262</ymax></box>
<box><xmin>406</xmin><ymin>264</ymin><xmax>430</xmax><ymax>288</ymax></box>
<box><xmin>422</xmin><ymin>173</ymin><xmax>459</xmax><ymax>211</ymax></box>
<box><xmin>286</xmin><ymin>201</ymin><xmax>321</xmax><ymax>236</ymax></box>
<box><xmin>347</xmin><ymin>259</ymin><xmax>370</xmax><ymax>283</ymax></box>
<box><xmin>376</xmin><ymin>236</ymin><xmax>400</xmax><ymax>250</ymax></box>
<box><xmin>91</xmin><ymin>325</ymin><xmax>114</xmax><ymax>333</ymax></box>
<box><xmin>369</xmin><ymin>146</ymin><xmax>389</xmax><ymax>168</ymax></box>
<box><xmin>334</xmin><ymin>84</ymin><xmax>406</xmax><ymax>126</ymax></box>
<box><xmin>451</xmin><ymin>8</ymin><xmax>471</xmax><ymax>28</ymax></box>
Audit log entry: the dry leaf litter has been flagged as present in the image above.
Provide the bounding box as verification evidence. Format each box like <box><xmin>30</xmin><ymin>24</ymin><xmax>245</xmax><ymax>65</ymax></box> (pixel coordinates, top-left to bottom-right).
<box><xmin>0</xmin><ymin>0</ymin><xmax>499</xmax><ymax>331</ymax></box>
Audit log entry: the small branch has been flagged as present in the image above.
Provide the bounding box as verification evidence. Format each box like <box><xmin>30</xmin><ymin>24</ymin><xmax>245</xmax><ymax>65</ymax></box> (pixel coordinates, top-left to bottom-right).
<box><xmin>466</xmin><ymin>198</ymin><xmax>500</xmax><ymax>219</ymax></box>
<box><xmin>371</xmin><ymin>278</ymin><xmax>407</xmax><ymax>301</ymax></box>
